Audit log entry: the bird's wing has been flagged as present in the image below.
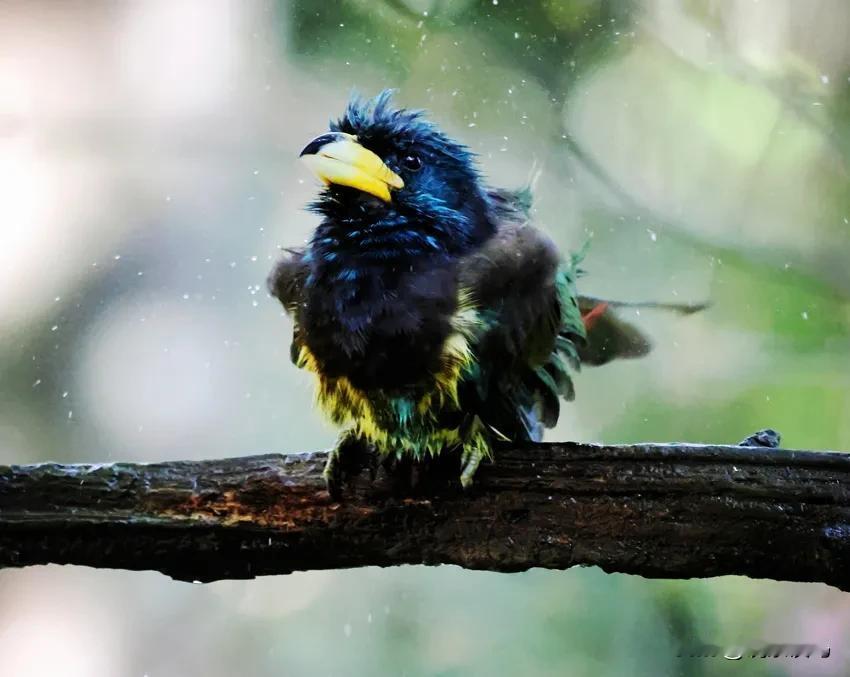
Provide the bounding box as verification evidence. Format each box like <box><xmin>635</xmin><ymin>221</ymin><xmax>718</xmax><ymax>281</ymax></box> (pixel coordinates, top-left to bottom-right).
<box><xmin>457</xmin><ymin>219</ymin><xmax>586</xmax><ymax>442</ymax></box>
<box><xmin>267</xmin><ymin>248</ymin><xmax>310</xmax><ymax>366</ymax></box>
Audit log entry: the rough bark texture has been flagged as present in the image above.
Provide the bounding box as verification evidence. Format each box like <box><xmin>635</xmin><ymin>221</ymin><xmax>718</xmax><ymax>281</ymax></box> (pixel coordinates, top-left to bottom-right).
<box><xmin>2</xmin><ymin>441</ymin><xmax>850</xmax><ymax>590</ymax></box>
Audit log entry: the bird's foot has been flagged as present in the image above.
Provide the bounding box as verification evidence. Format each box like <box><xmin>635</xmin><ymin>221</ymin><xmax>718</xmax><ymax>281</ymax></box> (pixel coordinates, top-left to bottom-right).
<box><xmin>459</xmin><ymin>448</ymin><xmax>484</xmax><ymax>489</ymax></box>
<box><xmin>459</xmin><ymin>425</ymin><xmax>492</xmax><ymax>489</ymax></box>
<box><xmin>323</xmin><ymin>430</ymin><xmax>379</xmax><ymax>500</ymax></box>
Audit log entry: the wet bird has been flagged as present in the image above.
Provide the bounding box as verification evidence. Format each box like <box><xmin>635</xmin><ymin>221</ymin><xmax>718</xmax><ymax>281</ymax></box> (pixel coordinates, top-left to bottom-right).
<box><xmin>269</xmin><ymin>91</ymin><xmax>702</xmax><ymax>496</ymax></box>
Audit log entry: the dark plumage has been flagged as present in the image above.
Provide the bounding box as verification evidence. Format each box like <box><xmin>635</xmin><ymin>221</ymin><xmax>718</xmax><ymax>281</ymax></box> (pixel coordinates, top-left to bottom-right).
<box><xmin>269</xmin><ymin>91</ymin><xmax>661</xmax><ymax>493</ymax></box>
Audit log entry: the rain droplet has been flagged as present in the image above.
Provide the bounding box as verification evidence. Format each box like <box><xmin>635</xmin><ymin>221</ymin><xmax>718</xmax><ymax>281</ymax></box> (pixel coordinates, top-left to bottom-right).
<box><xmin>343</xmin><ymin>623</ymin><xmax>352</xmax><ymax>637</ymax></box>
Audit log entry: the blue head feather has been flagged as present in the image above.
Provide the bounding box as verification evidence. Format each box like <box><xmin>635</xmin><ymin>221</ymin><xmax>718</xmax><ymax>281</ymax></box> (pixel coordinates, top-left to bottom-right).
<box><xmin>308</xmin><ymin>90</ymin><xmax>494</xmax><ymax>269</ymax></box>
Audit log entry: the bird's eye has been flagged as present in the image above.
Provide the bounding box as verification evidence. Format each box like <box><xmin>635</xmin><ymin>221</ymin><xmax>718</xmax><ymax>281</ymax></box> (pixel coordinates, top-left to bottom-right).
<box><xmin>401</xmin><ymin>154</ymin><xmax>422</xmax><ymax>171</ymax></box>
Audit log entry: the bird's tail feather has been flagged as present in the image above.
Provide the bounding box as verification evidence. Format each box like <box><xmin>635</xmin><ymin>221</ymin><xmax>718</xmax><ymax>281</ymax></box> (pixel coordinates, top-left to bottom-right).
<box><xmin>575</xmin><ymin>295</ymin><xmax>708</xmax><ymax>366</ymax></box>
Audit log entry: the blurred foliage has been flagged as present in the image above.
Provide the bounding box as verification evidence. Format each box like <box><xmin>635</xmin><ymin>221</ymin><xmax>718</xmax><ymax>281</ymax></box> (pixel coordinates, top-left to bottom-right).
<box><xmin>1</xmin><ymin>0</ymin><xmax>849</xmax><ymax>675</ymax></box>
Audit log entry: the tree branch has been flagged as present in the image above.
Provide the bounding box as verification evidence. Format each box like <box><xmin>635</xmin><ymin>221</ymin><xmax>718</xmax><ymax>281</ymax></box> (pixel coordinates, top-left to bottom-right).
<box><xmin>2</xmin><ymin>439</ymin><xmax>850</xmax><ymax>590</ymax></box>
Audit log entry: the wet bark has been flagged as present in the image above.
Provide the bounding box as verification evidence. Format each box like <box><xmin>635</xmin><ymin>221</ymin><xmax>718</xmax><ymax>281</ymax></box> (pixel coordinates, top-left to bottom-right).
<box><xmin>2</xmin><ymin>440</ymin><xmax>850</xmax><ymax>590</ymax></box>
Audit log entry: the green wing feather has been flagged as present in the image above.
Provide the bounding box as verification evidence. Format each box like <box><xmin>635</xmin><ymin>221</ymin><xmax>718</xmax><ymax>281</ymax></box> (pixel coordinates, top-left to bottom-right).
<box><xmin>457</xmin><ymin>187</ymin><xmax>694</xmax><ymax>442</ymax></box>
<box><xmin>458</xmin><ymin>191</ymin><xmax>587</xmax><ymax>441</ymax></box>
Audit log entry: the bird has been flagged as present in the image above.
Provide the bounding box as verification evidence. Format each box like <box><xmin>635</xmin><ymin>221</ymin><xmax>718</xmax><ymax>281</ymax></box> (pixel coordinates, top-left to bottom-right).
<box><xmin>268</xmin><ymin>90</ymin><xmax>703</xmax><ymax>496</ymax></box>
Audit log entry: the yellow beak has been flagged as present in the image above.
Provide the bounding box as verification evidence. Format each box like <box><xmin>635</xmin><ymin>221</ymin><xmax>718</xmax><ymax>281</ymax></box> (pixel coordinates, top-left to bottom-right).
<box><xmin>299</xmin><ymin>132</ymin><xmax>404</xmax><ymax>203</ymax></box>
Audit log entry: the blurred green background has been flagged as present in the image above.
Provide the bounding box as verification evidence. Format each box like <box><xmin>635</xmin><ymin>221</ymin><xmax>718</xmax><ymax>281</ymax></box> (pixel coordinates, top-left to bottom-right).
<box><xmin>1</xmin><ymin>0</ymin><xmax>849</xmax><ymax>675</ymax></box>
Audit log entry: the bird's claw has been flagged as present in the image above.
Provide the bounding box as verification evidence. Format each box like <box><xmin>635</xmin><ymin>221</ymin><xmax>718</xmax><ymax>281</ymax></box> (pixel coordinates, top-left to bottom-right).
<box><xmin>457</xmin><ymin>419</ymin><xmax>492</xmax><ymax>489</ymax></box>
<box><xmin>323</xmin><ymin>431</ymin><xmax>379</xmax><ymax>500</ymax></box>
<box><xmin>322</xmin><ymin>446</ymin><xmax>345</xmax><ymax>501</ymax></box>
<box><xmin>459</xmin><ymin>444</ymin><xmax>486</xmax><ymax>489</ymax></box>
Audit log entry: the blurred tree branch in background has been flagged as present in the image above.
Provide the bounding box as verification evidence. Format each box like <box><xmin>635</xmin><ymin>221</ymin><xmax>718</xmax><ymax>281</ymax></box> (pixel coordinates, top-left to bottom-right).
<box><xmin>3</xmin><ymin>440</ymin><xmax>850</xmax><ymax>590</ymax></box>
